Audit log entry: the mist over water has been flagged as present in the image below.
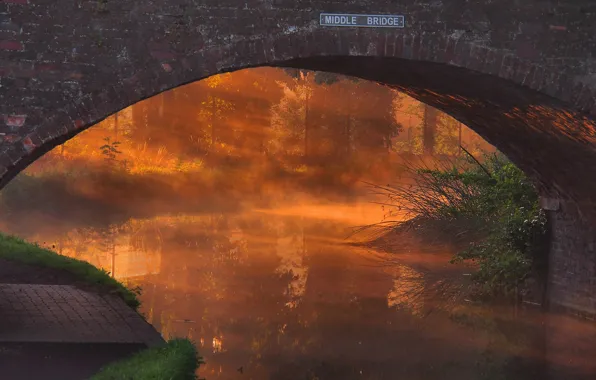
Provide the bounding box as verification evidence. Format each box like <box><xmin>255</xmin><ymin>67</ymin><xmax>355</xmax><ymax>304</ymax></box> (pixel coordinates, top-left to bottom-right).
<box><xmin>0</xmin><ymin>68</ymin><xmax>594</xmax><ymax>379</ymax></box>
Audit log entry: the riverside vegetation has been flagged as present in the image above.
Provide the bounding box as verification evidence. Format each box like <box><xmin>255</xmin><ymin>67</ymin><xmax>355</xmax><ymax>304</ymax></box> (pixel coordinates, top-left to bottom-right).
<box><xmin>366</xmin><ymin>152</ymin><xmax>548</xmax><ymax>301</ymax></box>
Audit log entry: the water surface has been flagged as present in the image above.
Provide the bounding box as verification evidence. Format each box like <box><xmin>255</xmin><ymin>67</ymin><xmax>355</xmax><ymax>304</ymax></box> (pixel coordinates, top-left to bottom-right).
<box><xmin>3</xmin><ymin>189</ymin><xmax>596</xmax><ymax>380</ymax></box>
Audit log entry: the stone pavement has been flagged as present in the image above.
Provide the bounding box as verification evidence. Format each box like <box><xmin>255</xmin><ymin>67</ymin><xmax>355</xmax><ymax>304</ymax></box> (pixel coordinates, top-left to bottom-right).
<box><xmin>0</xmin><ymin>284</ymin><xmax>164</xmax><ymax>347</ymax></box>
<box><xmin>0</xmin><ymin>342</ymin><xmax>148</xmax><ymax>380</ymax></box>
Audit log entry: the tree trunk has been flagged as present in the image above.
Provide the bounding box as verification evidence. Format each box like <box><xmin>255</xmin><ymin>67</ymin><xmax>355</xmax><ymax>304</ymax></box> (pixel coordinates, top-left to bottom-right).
<box><xmin>159</xmin><ymin>94</ymin><xmax>165</xmax><ymax>118</ymax></box>
<box><xmin>131</xmin><ymin>101</ymin><xmax>147</xmax><ymax>141</ymax></box>
<box><xmin>422</xmin><ymin>104</ymin><xmax>438</xmax><ymax>156</ymax></box>
<box><xmin>211</xmin><ymin>96</ymin><xmax>216</xmax><ymax>146</ymax></box>
<box><xmin>304</xmin><ymin>90</ymin><xmax>311</xmax><ymax>158</ymax></box>
<box><xmin>458</xmin><ymin>122</ymin><xmax>463</xmax><ymax>155</ymax></box>
<box><xmin>114</xmin><ymin>112</ymin><xmax>119</xmax><ymax>138</ymax></box>
<box><xmin>111</xmin><ymin>237</ymin><xmax>116</xmax><ymax>278</ymax></box>
<box><xmin>345</xmin><ymin>95</ymin><xmax>351</xmax><ymax>158</ymax></box>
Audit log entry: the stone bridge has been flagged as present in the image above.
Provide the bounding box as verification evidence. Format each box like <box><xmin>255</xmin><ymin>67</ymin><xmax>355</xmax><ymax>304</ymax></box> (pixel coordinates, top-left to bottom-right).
<box><xmin>1</xmin><ymin>0</ymin><xmax>596</xmax><ymax>316</ymax></box>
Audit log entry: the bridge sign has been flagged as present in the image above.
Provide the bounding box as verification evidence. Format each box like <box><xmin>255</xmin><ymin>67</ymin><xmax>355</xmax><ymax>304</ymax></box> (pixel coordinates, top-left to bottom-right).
<box><xmin>319</xmin><ymin>13</ymin><xmax>405</xmax><ymax>28</ymax></box>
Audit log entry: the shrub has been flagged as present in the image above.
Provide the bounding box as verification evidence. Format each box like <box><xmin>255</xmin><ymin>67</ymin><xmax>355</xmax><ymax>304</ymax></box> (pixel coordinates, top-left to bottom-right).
<box><xmin>91</xmin><ymin>339</ymin><xmax>203</xmax><ymax>380</ymax></box>
<box><xmin>368</xmin><ymin>153</ymin><xmax>548</xmax><ymax>299</ymax></box>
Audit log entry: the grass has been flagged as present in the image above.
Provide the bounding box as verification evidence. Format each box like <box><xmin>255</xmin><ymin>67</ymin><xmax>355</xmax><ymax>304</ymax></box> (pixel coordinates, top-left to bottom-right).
<box><xmin>91</xmin><ymin>338</ymin><xmax>203</xmax><ymax>380</ymax></box>
<box><xmin>0</xmin><ymin>233</ymin><xmax>140</xmax><ymax>309</ymax></box>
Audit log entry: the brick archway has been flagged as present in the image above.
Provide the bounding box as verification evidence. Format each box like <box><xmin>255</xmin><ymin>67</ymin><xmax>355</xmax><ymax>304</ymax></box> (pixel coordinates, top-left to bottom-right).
<box><xmin>2</xmin><ymin>25</ymin><xmax>596</xmax><ymax>201</ymax></box>
<box><xmin>2</xmin><ymin>0</ymin><xmax>596</xmax><ymax>316</ymax></box>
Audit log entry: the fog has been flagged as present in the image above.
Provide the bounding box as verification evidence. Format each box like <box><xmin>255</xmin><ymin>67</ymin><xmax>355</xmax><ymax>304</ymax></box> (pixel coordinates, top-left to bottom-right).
<box><xmin>0</xmin><ymin>68</ymin><xmax>593</xmax><ymax>380</ymax></box>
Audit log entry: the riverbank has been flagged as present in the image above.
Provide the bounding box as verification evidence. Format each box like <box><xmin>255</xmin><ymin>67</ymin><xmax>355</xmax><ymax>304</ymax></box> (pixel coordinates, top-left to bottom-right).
<box><xmin>0</xmin><ymin>233</ymin><xmax>140</xmax><ymax>309</ymax></box>
<box><xmin>0</xmin><ymin>232</ymin><xmax>201</xmax><ymax>380</ymax></box>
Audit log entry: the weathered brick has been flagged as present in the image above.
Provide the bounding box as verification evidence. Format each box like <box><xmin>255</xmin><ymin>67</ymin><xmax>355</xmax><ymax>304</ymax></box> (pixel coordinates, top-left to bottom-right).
<box><xmin>452</xmin><ymin>38</ymin><xmax>471</xmax><ymax>67</ymax></box>
<box><xmin>415</xmin><ymin>34</ymin><xmax>428</xmax><ymax>61</ymax></box>
<box><xmin>548</xmin><ymin>201</ymin><xmax>596</xmax><ymax>317</ymax></box>
<box><xmin>383</xmin><ymin>31</ymin><xmax>394</xmax><ymax>57</ymax></box>
<box><xmin>402</xmin><ymin>33</ymin><xmax>413</xmax><ymax>59</ymax></box>
<box><xmin>0</xmin><ymin>284</ymin><xmax>163</xmax><ymax>345</ymax></box>
<box><xmin>0</xmin><ymin>39</ymin><xmax>22</xmax><ymax>50</ymax></box>
<box><xmin>393</xmin><ymin>34</ymin><xmax>404</xmax><ymax>58</ymax></box>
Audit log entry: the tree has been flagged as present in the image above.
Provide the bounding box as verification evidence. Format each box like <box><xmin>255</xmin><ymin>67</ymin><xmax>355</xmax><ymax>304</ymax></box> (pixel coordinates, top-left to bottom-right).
<box><xmin>324</xmin><ymin>76</ymin><xmax>363</xmax><ymax>159</ymax></box>
<box><xmin>349</xmin><ymin>80</ymin><xmax>402</xmax><ymax>157</ymax></box>
<box><xmin>422</xmin><ymin>104</ymin><xmax>438</xmax><ymax>156</ymax></box>
<box><xmin>276</xmin><ymin>70</ymin><xmax>346</xmax><ymax>159</ymax></box>
<box><xmin>434</xmin><ymin>114</ymin><xmax>461</xmax><ymax>156</ymax></box>
<box><xmin>269</xmin><ymin>73</ymin><xmax>317</xmax><ymax>158</ymax></box>
<box><xmin>197</xmin><ymin>74</ymin><xmax>236</xmax><ymax>153</ymax></box>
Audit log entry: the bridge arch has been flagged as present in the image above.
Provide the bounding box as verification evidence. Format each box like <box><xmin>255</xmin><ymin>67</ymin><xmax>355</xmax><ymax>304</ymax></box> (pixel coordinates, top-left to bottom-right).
<box><xmin>2</xmin><ymin>28</ymin><xmax>596</xmax><ymax>201</ymax></box>
<box><xmin>2</xmin><ymin>0</ymin><xmax>596</xmax><ymax>315</ymax></box>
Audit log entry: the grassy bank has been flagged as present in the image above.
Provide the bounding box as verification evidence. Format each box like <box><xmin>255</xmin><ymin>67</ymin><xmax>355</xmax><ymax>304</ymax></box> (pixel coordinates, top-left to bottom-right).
<box><xmin>367</xmin><ymin>153</ymin><xmax>548</xmax><ymax>300</ymax></box>
<box><xmin>91</xmin><ymin>339</ymin><xmax>202</xmax><ymax>380</ymax></box>
<box><xmin>0</xmin><ymin>233</ymin><xmax>140</xmax><ymax>309</ymax></box>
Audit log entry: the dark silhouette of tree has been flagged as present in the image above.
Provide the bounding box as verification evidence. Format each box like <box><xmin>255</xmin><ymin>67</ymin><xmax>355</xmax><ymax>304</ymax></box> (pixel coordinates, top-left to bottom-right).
<box><xmin>422</xmin><ymin>104</ymin><xmax>438</xmax><ymax>156</ymax></box>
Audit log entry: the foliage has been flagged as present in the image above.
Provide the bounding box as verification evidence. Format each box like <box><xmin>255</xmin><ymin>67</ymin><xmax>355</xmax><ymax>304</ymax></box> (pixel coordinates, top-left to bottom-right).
<box><xmin>22</xmin><ymin>68</ymin><xmax>490</xmax><ymax>193</ymax></box>
<box><xmin>392</xmin><ymin>94</ymin><xmax>493</xmax><ymax>156</ymax></box>
<box><xmin>269</xmin><ymin>79</ymin><xmax>311</xmax><ymax>156</ymax></box>
<box><xmin>449</xmin><ymin>154</ymin><xmax>548</xmax><ymax>298</ymax></box>
<box><xmin>0</xmin><ymin>233</ymin><xmax>140</xmax><ymax>309</ymax></box>
<box><xmin>269</xmin><ymin>70</ymin><xmax>401</xmax><ymax>161</ymax></box>
<box><xmin>370</xmin><ymin>153</ymin><xmax>547</xmax><ymax>299</ymax></box>
<box><xmin>90</xmin><ymin>339</ymin><xmax>203</xmax><ymax>380</ymax></box>
<box><xmin>100</xmin><ymin>137</ymin><xmax>128</xmax><ymax>170</ymax></box>
<box><xmin>283</xmin><ymin>68</ymin><xmax>342</xmax><ymax>85</ymax></box>
<box><xmin>100</xmin><ymin>137</ymin><xmax>122</xmax><ymax>161</ymax></box>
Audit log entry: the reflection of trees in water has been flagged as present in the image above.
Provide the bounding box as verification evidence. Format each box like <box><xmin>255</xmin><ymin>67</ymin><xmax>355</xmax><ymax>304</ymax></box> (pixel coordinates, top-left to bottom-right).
<box><xmin>387</xmin><ymin>264</ymin><xmax>426</xmax><ymax>317</ymax></box>
<box><xmin>130</xmin><ymin>213</ymin><xmax>291</xmax><ymax>376</ymax></box>
<box><xmin>134</xmin><ymin>213</ymin><xmax>388</xmax><ymax>376</ymax></box>
<box><xmin>272</xmin><ymin>217</ymin><xmax>308</xmax><ymax>309</ymax></box>
<box><xmin>448</xmin><ymin>302</ymin><xmax>548</xmax><ymax>380</ymax></box>
<box><xmin>358</xmin><ymin>245</ymin><xmax>468</xmax><ymax>319</ymax></box>
<box><xmin>25</xmin><ymin>218</ymin><xmax>163</xmax><ymax>281</ymax></box>
<box><xmin>45</xmin><ymin>227</ymin><xmax>117</xmax><ymax>271</ymax></box>
<box><xmin>9</xmin><ymin>206</ymin><xmax>550</xmax><ymax>379</ymax></box>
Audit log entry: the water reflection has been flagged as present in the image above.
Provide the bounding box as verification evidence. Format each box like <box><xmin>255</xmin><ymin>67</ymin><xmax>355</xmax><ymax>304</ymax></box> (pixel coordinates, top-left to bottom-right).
<box><xmin>3</xmin><ymin>193</ymin><xmax>595</xmax><ymax>379</ymax></box>
<box><xmin>387</xmin><ymin>265</ymin><xmax>425</xmax><ymax>317</ymax></box>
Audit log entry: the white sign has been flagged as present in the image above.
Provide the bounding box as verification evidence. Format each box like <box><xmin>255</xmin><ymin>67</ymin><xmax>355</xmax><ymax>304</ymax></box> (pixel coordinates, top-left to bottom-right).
<box><xmin>320</xmin><ymin>13</ymin><xmax>405</xmax><ymax>28</ymax></box>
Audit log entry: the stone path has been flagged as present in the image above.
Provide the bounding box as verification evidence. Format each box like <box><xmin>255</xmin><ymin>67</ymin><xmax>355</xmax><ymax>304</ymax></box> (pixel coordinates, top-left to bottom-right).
<box><xmin>0</xmin><ymin>342</ymin><xmax>148</xmax><ymax>380</ymax></box>
<box><xmin>0</xmin><ymin>284</ymin><xmax>164</xmax><ymax>347</ymax></box>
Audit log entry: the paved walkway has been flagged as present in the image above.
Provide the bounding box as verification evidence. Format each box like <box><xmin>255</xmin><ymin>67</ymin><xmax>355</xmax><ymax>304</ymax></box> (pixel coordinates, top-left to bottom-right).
<box><xmin>0</xmin><ymin>342</ymin><xmax>148</xmax><ymax>380</ymax></box>
<box><xmin>0</xmin><ymin>284</ymin><xmax>164</xmax><ymax>347</ymax></box>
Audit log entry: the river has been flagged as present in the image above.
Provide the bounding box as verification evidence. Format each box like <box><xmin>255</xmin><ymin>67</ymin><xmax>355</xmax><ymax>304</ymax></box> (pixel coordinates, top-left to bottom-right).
<box><xmin>1</xmin><ymin>184</ymin><xmax>595</xmax><ymax>380</ymax></box>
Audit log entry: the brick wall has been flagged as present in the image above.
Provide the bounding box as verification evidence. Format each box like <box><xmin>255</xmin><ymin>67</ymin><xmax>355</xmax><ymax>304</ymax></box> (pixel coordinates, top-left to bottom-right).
<box><xmin>547</xmin><ymin>200</ymin><xmax>596</xmax><ymax>317</ymax></box>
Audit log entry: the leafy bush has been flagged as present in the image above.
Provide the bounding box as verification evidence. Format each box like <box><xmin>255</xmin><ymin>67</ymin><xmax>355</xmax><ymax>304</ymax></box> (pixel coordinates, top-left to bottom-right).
<box><xmin>91</xmin><ymin>339</ymin><xmax>203</xmax><ymax>380</ymax></box>
<box><xmin>449</xmin><ymin>155</ymin><xmax>547</xmax><ymax>298</ymax></box>
<box><xmin>370</xmin><ymin>153</ymin><xmax>548</xmax><ymax>299</ymax></box>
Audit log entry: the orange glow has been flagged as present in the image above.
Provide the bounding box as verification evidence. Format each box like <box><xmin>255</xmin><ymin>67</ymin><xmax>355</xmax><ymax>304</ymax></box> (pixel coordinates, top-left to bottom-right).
<box><xmin>2</xmin><ymin>67</ymin><xmax>593</xmax><ymax>379</ymax></box>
